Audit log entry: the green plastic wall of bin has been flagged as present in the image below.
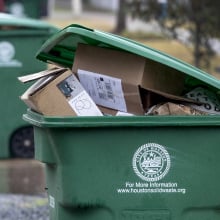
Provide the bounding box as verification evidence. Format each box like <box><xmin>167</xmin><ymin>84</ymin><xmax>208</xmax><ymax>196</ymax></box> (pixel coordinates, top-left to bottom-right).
<box><xmin>23</xmin><ymin>24</ymin><xmax>220</xmax><ymax>219</ymax></box>
<box><xmin>5</xmin><ymin>0</ymin><xmax>45</xmax><ymax>19</ymax></box>
<box><xmin>0</xmin><ymin>13</ymin><xmax>59</xmax><ymax>158</ymax></box>
<box><xmin>24</xmin><ymin>110</ymin><xmax>220</xmax><ymax>220</ymax></box>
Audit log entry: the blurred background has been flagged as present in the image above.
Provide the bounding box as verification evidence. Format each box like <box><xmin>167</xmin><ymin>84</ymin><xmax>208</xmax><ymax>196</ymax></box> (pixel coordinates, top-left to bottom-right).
<box><xmin>1</xmin><ymin>0</ymin><xmax>220</xmax><ymax>75</ymax></box>
<box><xmin>0</xmin><ymin>0</ymin><xmax>220</xmax><ymax>196</ymax></box>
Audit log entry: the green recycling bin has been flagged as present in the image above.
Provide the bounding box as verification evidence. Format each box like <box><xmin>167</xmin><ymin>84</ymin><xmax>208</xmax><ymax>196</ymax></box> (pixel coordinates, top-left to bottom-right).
<box><xmin>23</xmin><ymin>25</ymin><xmax>220</xmax><ymax>219</ymax></box>
<box><xmin>5</xmin><ymin>0</ymin><xmax>44</xmax><ymax>19</ymax></box>
<box><xmin>0</xmin><ymin>13</ymin><xmax>59</xmax><ymax>158</ymax></box>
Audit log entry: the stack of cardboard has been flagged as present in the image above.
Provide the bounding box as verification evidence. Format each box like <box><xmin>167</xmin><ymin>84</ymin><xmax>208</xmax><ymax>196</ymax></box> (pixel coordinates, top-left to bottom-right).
<box><xmin>19</xmin><ymin>43</ymin><xmax>201</xmax><ymax>116</ymax></box>
<box><xmin>19</xmin><ymin>67</ymin><xmax>102</xmax><ymax>116</ymax></box>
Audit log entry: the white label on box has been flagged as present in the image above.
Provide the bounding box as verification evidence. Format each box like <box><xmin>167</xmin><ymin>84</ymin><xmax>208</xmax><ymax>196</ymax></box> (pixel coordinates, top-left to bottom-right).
<box><xmin>78</xmin><ymin>69</ymin><xmax>127</xmax><ymax>112</ymax></box>
<box><xmin>69</xmin><ymin>90</ymin><xmax>103</xmax><ymax>116</ymax></box>
<box><xmin>57</xmin><ymin>74</ymin><xmax>103</xmax><ymax>116</ymax></box>
<box><xmin>116</xmin><ymin>111</ymin><xmax>134</xmax><ymax>116</ymax></box>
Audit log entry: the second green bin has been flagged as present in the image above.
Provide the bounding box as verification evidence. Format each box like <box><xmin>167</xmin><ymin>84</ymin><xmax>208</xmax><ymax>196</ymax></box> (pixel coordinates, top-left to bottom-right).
<box><xmin>0</xmin><ymin>13</ymin><xmax>59</xmax><ymax>158</ymax></box>
<box><xmin>5</xmin><ymin>0</ymin><xmax>45</xmax><ymax>18</ymax></box>
<box><xmin>23</xmin><ymin>24</ymin><xmax>220</xmax><ymax>220</ymax></box>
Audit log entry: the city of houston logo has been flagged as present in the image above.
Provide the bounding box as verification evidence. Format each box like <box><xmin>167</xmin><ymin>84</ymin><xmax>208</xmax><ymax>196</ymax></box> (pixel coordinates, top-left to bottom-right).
<box><xmin>133</xmin><ymin>143</ymin><xmax>171</xmax><ymax>182</ymax></box>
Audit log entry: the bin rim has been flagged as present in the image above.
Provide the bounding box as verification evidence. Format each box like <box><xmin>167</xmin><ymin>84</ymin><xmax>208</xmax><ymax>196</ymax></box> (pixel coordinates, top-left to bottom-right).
<box><xmin>0</xmin><ymin>12</ymin><xmax>59</xmax><ymax>32</ymax></box>
<box><xmin>36</xmin><ymin>24</ymin><xmax>220</xmax><ymax>90</ymax></box>
<box><xmin>23</xmin><ymin>109</ymin><xmax>220</xmax><ymax>128</ymax></box>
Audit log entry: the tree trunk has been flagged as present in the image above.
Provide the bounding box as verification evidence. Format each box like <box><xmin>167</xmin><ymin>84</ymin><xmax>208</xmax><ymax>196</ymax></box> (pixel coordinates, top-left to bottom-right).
<box><xmin>71</xmin><ymin>0</ymin><xmax>82</xmax><ymax>17</ymax></box>
<box><xmin>114</xmin><ymin>0</ymin><xmax>126</xmax><ymax>34</ymax></box>
<box><xmin>47</xmin><ymin>0</ymin><xmax>55</xmax><ymax>18</ymax></box>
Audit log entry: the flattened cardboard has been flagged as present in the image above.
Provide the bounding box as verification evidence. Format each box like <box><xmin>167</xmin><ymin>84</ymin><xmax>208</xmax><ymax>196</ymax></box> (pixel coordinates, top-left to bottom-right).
<box><xmin>140</xmin><ymin>87</ymin><xmax>202</xmax><ymax>111</ymax></box>
<box><xmin>18</xmin><ymin>67</ymin><xmax>67</xmax><ymax>83</ymax></box>
<box><xmin>72</xmin><ymin>44</ymin><xmax>185</xmax><ymax>115</ymax></box>
<box><xmin>20</xmin><ymin>68</ymin><xmax>103</xmax><ymax>116</ymax></box>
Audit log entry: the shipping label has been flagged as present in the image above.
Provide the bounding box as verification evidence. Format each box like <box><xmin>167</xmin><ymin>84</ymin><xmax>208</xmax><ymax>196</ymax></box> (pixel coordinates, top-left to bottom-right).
<box><xmin>77</xmin><ymin>69</ymin><xmax>127</xmax><ymax>112</ymax></box>
<box><xmin>57</xmin><ymin>74</ymin><xmax>103</xmax><ymax>116</ymax></box>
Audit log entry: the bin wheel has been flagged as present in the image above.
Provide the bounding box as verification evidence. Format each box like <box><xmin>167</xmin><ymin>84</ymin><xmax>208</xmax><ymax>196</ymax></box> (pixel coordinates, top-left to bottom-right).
<box><xmin>10</xmin><ymin>126</ymin><xmax>34</xmax><ymax>158</ymax></box>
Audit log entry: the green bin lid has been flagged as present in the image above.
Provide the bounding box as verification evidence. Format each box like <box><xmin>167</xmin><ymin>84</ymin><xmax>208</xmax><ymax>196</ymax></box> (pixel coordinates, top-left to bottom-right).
<box><xmin>36</xmin><ymin>24</ymin><xmax>220</xmax><ymax>90</ymax></box>
<box><xmin>0</xmin><ymin>13</ymin><xmax>58</xmax><ymax>33</ymax></box>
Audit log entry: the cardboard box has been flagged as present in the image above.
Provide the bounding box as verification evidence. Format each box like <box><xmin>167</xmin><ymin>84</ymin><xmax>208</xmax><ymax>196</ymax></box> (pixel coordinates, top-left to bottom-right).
<box><xmin>19</xmin><ymin>67</ymin><xmax>103</xmax><ymax>116</ymax></box>
<box><xmin>72</xmin><ymin>44</ymin><xmax>185</xmax><ymax>115</ymax></box>
<box><xmin>146</xmin><ymin>102</ymin><xmax>207</xmax><ymax>115</ymax></box>
<box><xmin>140</xmin><ymin>87</ymin><xmax>202</xmax><ymax>112</ymax></box>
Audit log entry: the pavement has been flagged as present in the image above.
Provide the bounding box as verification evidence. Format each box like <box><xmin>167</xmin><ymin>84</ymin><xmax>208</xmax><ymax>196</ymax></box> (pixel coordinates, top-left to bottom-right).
<box><xmin>0</xmin><ymin>194</ymin><xmax>49</xmax><ymax>220</ymax></box>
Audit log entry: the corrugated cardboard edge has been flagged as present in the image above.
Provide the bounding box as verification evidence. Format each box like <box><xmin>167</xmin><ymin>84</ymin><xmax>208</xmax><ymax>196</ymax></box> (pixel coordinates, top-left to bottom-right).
<box><xmin>18</xmin><ymin>67</ymin><xmax>67</xmax><ymax>83</ymax></box>
<box><xmin>21</xmin><ymin>69</ymin><xmax>76</xmax><ymax>116</ymax></box>
<box><xmin>20</xmin><ymin>68</ymin><xmax>68</xmax><ymax>101</ymax></box>
<box><xmin>146</xmin><ymin>87</ymin><xmax>202</xmax><ymax>104</ymax></box>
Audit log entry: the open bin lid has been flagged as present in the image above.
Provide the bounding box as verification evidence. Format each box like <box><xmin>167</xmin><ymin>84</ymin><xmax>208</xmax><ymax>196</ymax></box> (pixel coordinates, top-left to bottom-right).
<box><xmin>0</xmin><ymin>13</ymin><xmax>59</xmax><ymax>34</ymax></box>
<box><xmin>36</xmin><ymin>24</ymin><xmax>220</xmax><ymax>91</ymax></box>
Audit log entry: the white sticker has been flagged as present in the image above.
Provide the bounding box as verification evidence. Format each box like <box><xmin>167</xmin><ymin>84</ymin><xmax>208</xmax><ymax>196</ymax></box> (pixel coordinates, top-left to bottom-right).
<box><xmin>49</xmin><ymin>195</ymin><xmax>55</xmax><ymax>208</ymax></box>
<box><xmin>69</xmin><ymin>90</ymin><xmax>103</xmax><ymax>116</ymax></box>
<box><xmin>116</xmin><ymin>111</ymin><xmax>134</xmax><ymax>116</ymax></box>
<box><xmin>57</xmin><ymin>74</ymin><xmax>103</xmax><ymax>116</ymax></box>
<box><xmin>77</xmin><ymin>69</ymin><xmax>127</xmax><ymax>112</ymax></box>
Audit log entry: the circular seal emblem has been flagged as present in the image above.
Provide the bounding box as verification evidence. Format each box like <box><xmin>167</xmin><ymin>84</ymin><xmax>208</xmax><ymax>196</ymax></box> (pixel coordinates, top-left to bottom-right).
<box><xmin>132</xmin><ymin>143</ymin><xmax>171</xmax><ymax>182</ymax></box>
<box><xmin>0</xmin><ymin>41</ymin><xmax>15</xmax><ymax>63</ymax></box>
